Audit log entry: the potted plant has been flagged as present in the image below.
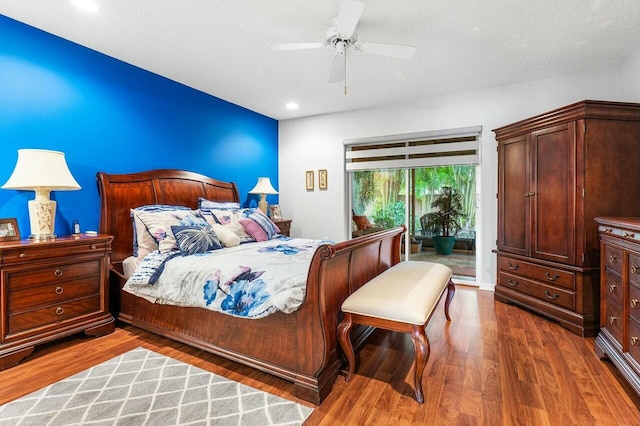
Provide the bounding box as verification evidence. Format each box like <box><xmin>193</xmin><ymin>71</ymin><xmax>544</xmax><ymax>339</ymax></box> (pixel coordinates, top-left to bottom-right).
<box><xmin>422</xmin><ymin>186</ymin><xmax>465</xmax><ymax>255</ymax></box>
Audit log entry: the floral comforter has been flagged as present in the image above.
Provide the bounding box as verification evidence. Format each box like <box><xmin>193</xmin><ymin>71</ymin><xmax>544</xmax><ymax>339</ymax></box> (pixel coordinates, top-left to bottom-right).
<box><xmin>123</xmin><ymin>237</ymin><xmax>330</xmax><ymax>319</ymax></box>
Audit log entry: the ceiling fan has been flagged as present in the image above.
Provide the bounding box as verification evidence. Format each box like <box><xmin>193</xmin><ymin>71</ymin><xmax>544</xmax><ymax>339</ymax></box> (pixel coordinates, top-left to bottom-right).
<box><xmin>270</xmin><ymin>0</ymin><xmax>416</xmax><ymax>86</ymax></box>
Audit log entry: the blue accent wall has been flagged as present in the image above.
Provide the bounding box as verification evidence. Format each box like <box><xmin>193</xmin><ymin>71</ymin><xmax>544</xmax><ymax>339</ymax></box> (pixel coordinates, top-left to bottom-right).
<box><xmin>0</xmin><ymin>15</ymin><xmax>278</xmax><ymax>237</ymax></box>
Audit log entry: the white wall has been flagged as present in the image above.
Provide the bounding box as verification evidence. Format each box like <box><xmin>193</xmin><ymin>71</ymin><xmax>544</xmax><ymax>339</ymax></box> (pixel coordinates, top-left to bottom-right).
<box><xmin>279</xmin><ymin>51</ymin><xmax>640</xmax><ymax>288</ymax></box>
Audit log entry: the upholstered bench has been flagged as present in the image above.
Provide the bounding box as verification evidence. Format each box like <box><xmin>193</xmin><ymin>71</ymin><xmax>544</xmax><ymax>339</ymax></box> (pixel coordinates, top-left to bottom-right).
<box><xmin>337</xmin><ymin>261</ymin><xmax>455</xmax><ymax>403</ymax></box>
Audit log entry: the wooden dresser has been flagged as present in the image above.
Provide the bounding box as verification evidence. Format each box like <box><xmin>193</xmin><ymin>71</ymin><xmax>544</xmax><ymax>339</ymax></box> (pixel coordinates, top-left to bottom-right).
<box><xmin>595</xmin><ymin>217</ymin><xmax>640</xmax><ymax>396</ymax></box>
<box><xmin>0</xmin><ymin>234</ymin><xmax>114</xmax><ymax>370</ymax></box>
<box><xmin>494</xmin><ymin>100</ymin><xmax>640</xmax><ymax>336</ymax></box>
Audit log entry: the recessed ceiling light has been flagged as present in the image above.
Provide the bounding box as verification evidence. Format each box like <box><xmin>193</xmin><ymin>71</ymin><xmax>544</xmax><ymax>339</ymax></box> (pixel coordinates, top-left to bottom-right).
<box><xmin>70</xmin><ymin>0</ymin><xmax>99</xmax><ymax>12</ymax></box>
<box><xmin>286</xmin><ymin>102</ymin><xmax>299</xmax><ymax>110</ymax></box>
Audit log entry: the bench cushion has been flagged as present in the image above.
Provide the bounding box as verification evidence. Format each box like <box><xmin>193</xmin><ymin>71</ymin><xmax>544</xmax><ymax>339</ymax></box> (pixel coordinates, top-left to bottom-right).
<box><xmin>341</xmin><ymin>261</ymin><xmax>452</xmax><ymax>325</ymax></box>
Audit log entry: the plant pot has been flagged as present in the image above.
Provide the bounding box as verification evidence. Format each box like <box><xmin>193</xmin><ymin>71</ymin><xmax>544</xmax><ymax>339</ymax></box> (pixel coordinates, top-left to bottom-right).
<box><xmin>401</xmin><ymin>241</ymin><xmax>423</xmax><ymax>254</ymax></box>
<box><xmin>433</xmin><ymin>236</ymin><xmax>456</xmax><ymax>255</ymax></box>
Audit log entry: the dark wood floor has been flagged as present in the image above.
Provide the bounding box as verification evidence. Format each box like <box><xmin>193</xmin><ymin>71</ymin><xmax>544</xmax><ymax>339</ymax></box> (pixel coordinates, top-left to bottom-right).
<box><xmin>1</xmin><ymin>287</ymin><xmax>639</xmax><ymax>425</ymax></box>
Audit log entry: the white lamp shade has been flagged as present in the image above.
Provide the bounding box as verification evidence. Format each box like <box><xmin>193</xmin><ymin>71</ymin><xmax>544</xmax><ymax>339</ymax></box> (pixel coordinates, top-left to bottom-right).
<box><xmin>249</xmin><ymin>177</ymin><xmax>278</xmax><ymax>195</ymax></box>
<box><xmin>2</xmin><ymin>149</ymin><xmax>81</xmax><ymax>191</ymax></box>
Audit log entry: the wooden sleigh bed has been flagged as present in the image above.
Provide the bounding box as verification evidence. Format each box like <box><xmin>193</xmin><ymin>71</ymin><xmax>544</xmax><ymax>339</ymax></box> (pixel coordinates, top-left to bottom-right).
<box><xmin>97</xmin><ymin>169</ymin><xmax>403</xmax><ymax>405</ymax></box>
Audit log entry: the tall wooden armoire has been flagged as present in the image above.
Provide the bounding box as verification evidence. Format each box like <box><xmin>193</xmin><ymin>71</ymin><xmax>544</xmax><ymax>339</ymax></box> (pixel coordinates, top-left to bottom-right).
<box><xmin>494</xmin><ymin>100</ymin><xmax>640</xmax><ymax>336</ymax></box>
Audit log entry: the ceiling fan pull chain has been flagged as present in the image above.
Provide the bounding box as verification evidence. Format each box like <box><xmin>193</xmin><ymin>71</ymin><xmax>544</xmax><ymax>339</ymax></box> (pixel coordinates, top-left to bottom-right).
<box><xmin>344</xmin><ymin>49</ymin><xmax>348</xmax><ymax>94</ymax></box>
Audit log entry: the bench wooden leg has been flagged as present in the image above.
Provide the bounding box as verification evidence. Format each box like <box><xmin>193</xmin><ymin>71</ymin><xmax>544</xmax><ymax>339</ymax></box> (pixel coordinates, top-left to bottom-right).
<box><xmin>444</xmin><ymin>278</ymin><xmax>456</xmax><ymax>321</ymax></box>
<box><xmin>410</xmin><ymin>324</ymin><xmax>430</xmax><ymax>404</ymax></box>
<box><xmin>337</xmin><ymin>313</ymin><xmax>355</xmax><ymax>381</ymax></box>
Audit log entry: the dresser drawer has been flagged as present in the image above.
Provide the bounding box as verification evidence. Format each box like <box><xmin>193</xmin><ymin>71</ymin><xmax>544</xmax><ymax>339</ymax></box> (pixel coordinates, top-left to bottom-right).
<box><xmin>1</xmin><ymin>241</ymin><xmax>108</xmax><ymax>264</ymax></box>
<box><xmin>603</xmin><ymin>245</ymin><xmax>623</xmax><ymax>276</ymax></box>
<box><xmin>604</xmin><ymin>299</ymin><xmax>624</xmax><ymax>346</ymax></box>
<box><xmin>497</xmin><ymin>256</ymin><xmax>575</xmax><ymax>290</ymax></box>
<box><xmin>604</xmin><ymin>271</ymin><xmax>624</xmax><ymax>309</ymax></box>
<box><xmin>630</xmin><ymin>253</ymin><xmax>640</xmax><ymax>287</ymax></box>
<box><xmin>8</xmin><ymin>295</ymin><xmax>101</xmax><ymax>335</ymax></box>
<box><xmin>497</xmin><ymin>272</ymin><xmax>575</xmax><ymax>310</ymax></box>
<box><xmin>629</xmin><ymin>319</ymin><xmax>640</xmax><ymax>365</ymax></box>
<box><xmin>6</xmin><ymin>260</ymin><xmax>100</xmax><ymax>290</ymax></box>
<box><xmin>9</xmin><ymin>277</ymin><xmax>100</xmax><ymax>313</ymax></box>
<box><xmin>631</xmin><ymin>284</ymin><xmax>640</xmax><ymax>323</ymax></box>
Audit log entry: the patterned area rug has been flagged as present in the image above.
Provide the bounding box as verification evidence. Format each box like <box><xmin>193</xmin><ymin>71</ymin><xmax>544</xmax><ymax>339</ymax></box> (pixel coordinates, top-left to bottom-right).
<box><xmin>0</xmin><ymin>348</ymin><xmax>313</xmax><ymax>426</ymax></box>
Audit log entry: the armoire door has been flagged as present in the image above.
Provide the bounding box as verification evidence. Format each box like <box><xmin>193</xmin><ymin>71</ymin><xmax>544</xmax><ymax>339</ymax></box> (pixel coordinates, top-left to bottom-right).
<box><xmin>498</xmin><ymin>134</ymin><xmax>529</xmax><ymax>256</ymax></box>
<box><xmin>530</xmin><ymin>123</ymin><xmax>576</xmax><ymax>264</ymax></box>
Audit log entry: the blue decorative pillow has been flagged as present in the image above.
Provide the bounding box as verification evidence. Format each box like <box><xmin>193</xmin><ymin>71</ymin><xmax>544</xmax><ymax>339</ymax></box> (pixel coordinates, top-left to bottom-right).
<box><xmin>198</xmin><ymin>197</ymin><xmax>241</xmax><ymax>211</ymax></box>
<box><xmin>171</xmin><ymin>225</ymin><xmax>223</xmax><ymax>256</ymax></box>
<box><xmin>248</xmin><ymin>211</ymin><xmax>280</xmax><ymax>239</ymax></box>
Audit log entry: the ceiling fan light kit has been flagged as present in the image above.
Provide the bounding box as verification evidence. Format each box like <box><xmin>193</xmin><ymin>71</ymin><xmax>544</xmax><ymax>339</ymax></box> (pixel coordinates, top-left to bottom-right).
<box><xmin>270</xmin><ymin>0</ymin><xmax>416</xmax><ymax>87</ymax></box>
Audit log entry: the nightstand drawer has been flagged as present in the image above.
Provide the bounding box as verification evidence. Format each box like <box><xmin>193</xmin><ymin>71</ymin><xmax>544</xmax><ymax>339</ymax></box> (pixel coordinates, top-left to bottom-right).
<box><xmin>8</xmin><ymin>295</ymin><xmax>101</xmax><ymax>335</ymax></box>
<box><xmin>629</xmin><ymin>319</ymin><xmax>640</xmax><ymax>364</ymax></box>
<box><xmin>7</xmin><ymin>260</ymin><xmax>101</xmax><ymax>290</ymax></box>
<box><xmin>1</xmin><ymin>241</ymin><xmax>108</xmax><ymax>264</ymax></box>
<box><xmin>9</xmin><ymin>277</ymin><xmax>100</xmax><ymax>313</ymax></box>
<box><xmin>631</xmin><ymin>284</ymin><xmax>640</xmax><ymax>323</ymax></box>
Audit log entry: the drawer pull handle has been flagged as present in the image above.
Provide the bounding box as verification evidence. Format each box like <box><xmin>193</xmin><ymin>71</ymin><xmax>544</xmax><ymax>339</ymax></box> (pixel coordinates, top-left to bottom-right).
<box><xmin>55</xmin><ymin>286</ymin><xmax>64</xmax><ymax>295</ymax></box>
<box><xmin>91</xmin><ymin>244</ymin><xmax>96</xmax><ymax>250</ymax></box>
<box><xmin>55</xmin><ymin>307</ymin><xmax>64</xmax><ymax>316</ymax></box>
<box><xmin>624</xmin><ymin>232</ymin><xmax>636</xmax><ymax>238</ymax></box>
<box><xmin>19</xmin><ymin>253</ymin><xmax>26</xmax><ymax>258</ymax></box>
<box><xmin>544</xmin><ymin>290</ymin><xmax>559</xmax><ymax>300</ymax></box>
<box><xmin>609</xmin><ymin>255</ymin><xmax>617</xmax><ymax>264</ymax></box>
<box><xmin>632</xmin><ymin>299</ymin><xmax>639</xmax><ymax>308</ymax></box>
<box><xmin>507</xmin><ymin>279</ymin><xmax>519</xmax><ymax>287</ymax></box>
<box><xmin>609</xmin><ymin>316</ymin><xmax>617</xmax><ymax>325</ymax></box>
<box><xmin>632</xmin><ymin>265</ymin><xmax>639</xmax><ymax>274</ymax></box>
<box><xmin>632</xmin><ymin>337</ymin><xmax>640</xmax><ymax>346</ymax></box>
<box><xmin>609</xmin><ymin>284</ymin><xmax>617</xmax><ymax>293</ymax></box>
<box><xmin>507</xmin><ymin>262</ymin><xmax>519</xmax><ymax>271</ymax></box>
<box><xmin>54</xmin><ymin>269</ymin><xmax>63</xmax><ymax>277</ymax></box>
<box><xmin>544</xmin><ymin>272</ymin><xmax>560</xmax><ymax>281</ymax></box>
<box><xmin>603</xmin><ymin>228</ymin><xmax>613</xmax><ymax>233</ymax></box>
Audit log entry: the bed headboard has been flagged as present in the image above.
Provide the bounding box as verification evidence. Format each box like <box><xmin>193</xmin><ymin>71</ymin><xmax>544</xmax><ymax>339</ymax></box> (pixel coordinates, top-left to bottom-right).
<box><xmin>97</xmin><ymin>169</ymin><xmax>240</xmax><ymax>263</ymax></box>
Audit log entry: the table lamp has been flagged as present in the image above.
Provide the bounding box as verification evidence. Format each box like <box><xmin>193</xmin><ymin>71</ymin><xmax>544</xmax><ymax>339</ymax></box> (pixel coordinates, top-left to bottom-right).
<box><xmin>2</xmin><ymin>149</ymin><xmax>81</xmax><ymax>240</ymax></box>
<box><xmin>249</xmin><ymin>177</ymin><xmax>278</xmax><ymax>214</ymax></box>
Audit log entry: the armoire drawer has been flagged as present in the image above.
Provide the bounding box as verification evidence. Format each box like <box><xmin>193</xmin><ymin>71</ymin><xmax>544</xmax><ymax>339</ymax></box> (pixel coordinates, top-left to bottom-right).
<box><xmin>498</xmin><ymin>272</ymin><xmax>575</xmax><ymax>310</ymax></box>
<box><xmin>497</xmin><ymin>256</ymin><xmax>575</xmax><ymax>290</ymax></box>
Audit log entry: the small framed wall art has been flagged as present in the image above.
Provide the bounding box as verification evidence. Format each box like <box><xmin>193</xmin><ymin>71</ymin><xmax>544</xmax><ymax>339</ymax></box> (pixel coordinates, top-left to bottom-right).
<box><xmin>0</xmin><ymin>218</ymin><xmax>20</xmax><ymax>242</ymax></box>
<box><xmin>305</xmin><ymin>170</ymin><xmax>314</xmax><ymax>191</ymax></box>
<box><xmin>318</xmin><ymin>169</ymin><xmax>328</xmax><ymax>190</ymax></box>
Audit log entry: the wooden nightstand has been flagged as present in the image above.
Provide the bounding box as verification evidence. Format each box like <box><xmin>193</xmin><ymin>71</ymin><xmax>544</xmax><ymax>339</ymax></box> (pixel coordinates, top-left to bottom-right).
<box><xmin>272</xmin><ymin>219</ymin><xmax>292</xmax><ymax>237</ymax></box>
<box><xmin>0</xmin><ymin>234</ymin><xmax>115</xmax><ymax>370</ymax></box>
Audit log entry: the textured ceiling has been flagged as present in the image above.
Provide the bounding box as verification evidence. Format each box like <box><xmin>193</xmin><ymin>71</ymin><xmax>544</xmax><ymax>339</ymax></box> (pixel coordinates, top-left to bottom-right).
<box><xmin>2</xmin><ymin>0</ymin><xmax>640</xmax><ymax>120</ymax></box>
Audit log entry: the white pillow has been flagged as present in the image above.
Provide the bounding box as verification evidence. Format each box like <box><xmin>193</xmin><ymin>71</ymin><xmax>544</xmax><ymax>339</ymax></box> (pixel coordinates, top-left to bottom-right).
<box><xmin>211</xmin><ymin>223</ymin><xmax>240</xmax><ymax>247</ymax></box>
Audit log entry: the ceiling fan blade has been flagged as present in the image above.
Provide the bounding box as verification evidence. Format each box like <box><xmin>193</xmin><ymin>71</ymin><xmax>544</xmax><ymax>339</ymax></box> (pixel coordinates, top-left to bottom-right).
<box><xmin>270</xmin><ymin>42</ymin><xmax>325</xmax><ymax>51</ymax></box>
<box><xmin>337</xmin><ymin>0</ymin><xmax>364</xmax><ymax>38</ymax></box>
<box><xmin>355</xmin><ymin>41</ymin><xmax>416</xmax><ymax>60</ymax></box>
<box><xmin>328</xmin><ymin>50</ymin><xmax>346</xmax><ymax>83</ymax></box>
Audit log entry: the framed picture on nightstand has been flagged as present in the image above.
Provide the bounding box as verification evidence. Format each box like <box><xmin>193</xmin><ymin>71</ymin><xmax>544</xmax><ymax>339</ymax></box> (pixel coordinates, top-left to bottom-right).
<box><xmin>270</xmin><ymin>205</ymin><xmax>283</xmax><ymax>220</ymax></box>
<box><xmin>0</xmin><ymin>218</ymin><xmax>20</xmax><ymax>242</ymax></box>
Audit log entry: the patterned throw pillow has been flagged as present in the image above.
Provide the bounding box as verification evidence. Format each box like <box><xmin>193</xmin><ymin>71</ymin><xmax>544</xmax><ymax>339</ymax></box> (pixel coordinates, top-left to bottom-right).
<box><xmin>248</xmin><ymin>211</ymin><xmax>280</xmax><ymax>239</ymax></box>
<box><xmin>171</xmin><ymin>225</ymin><xmax>222</xmax><ymax>256</ymax></box>
<box><xmin>239</xmin><ymin>218</ymin><xmax>268</xmax><ymax>242</ymax></box>
<box><xmin>131</xmin><ymin>205</ymin><xmax>191</xmax><ymax>258</ymax></box>
<box><xmin>133</xmin><ymin>208</ymin><xmax>209</xmax><ymax>253</ymax></box>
